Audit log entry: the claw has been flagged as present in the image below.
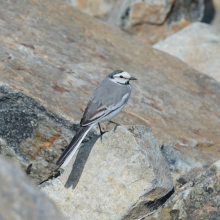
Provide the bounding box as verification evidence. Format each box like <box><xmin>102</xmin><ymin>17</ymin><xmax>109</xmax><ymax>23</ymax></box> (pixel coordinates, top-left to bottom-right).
<box><xmin>109</xmin><ymin>120</ymin><xmax>120</xmax><ymax>132</ymax></box>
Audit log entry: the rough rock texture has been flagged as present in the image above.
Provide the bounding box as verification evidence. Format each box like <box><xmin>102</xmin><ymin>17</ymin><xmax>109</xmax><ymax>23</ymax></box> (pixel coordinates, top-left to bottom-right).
<box><xmin>41</xmin><ymin>125</ymin><xmax>174</xmax><ymax>220</ymax></box>
<box><xmin>0</xmin><ymin>156</ymin><xmax>65</xmax><ymax>220</ymax></box>
<box><xmin>0</xmin><ymin>0</ymin><xmax>220</xmax><ymax>184</ymax></box>
<box><xmin>0</xmin><ymin>84</ymin><xmax>98</xmax><ymax>184</ymax></box>
<box><xmin>154</xmin><ymin>22</ymin><xmax>220</xmax><ymax>83</ymax></box>
<box><xmin>144</xmin><ymin>159</ymin><xmax>220</xmax><ymax>220</ymax></box>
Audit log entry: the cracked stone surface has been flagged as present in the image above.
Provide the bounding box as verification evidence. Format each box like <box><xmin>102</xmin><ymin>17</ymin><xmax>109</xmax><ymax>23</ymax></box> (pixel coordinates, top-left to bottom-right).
<box><xmin>0</xmin><ymin>0</ymin><xmax>220</xmax><ymax>184</ymax></box>
<box><xmin>144</xmin><ymin>159</ymin><xmax>220</xmax><ymax>220</ymax></box>
<box><xmin>0</xmin><ymin>156</ymin><xmax>65</xmax><ymax>220</ymax></box>
<box><xmin>40</xmin><ymin>125</ymin><xmax>174</xmax><ymax>220</ymax></box>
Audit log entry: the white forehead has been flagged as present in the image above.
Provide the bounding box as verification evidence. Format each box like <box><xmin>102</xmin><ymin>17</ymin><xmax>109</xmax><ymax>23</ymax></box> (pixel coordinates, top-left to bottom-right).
<box><xmin>115</xmin><ymin>71</ymin><xmax>131</xmax><ymax>78</ymax></box>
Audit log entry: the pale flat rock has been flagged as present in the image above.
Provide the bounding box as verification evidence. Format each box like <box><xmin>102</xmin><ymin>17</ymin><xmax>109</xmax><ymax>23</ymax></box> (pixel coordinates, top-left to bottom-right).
<box><xmin>154</xmin><ymin>22</ymin><xmax>220</xmax><ymax>82</ymax></box>
<box><xmin>41</xmin><ymin>125</ymin><xmax>174</xmax><ymax>220</ymax></box>
<box><xmin>0</xmin><ymin>156</ymin><xmax>65</xmax><ymax>220</ymax></box>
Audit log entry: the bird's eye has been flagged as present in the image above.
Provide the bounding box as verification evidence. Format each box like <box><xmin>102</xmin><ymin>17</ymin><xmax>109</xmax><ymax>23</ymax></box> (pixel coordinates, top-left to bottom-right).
<box><xmin>120</xmin><ymin>75</ymin><xmax>123</xmax><ymax>78</ymax></box>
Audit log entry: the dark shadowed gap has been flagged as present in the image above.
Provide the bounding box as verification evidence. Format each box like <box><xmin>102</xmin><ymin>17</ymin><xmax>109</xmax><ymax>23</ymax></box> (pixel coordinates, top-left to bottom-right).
<box><xmin>202</xmin><ymin>0</ymin><xmax>215</xmax><ymax>23</ymax></box>
<box><xmin>144</xmin><ymin>187</ymin><xmax>175</xmax><ymax>212</ymax></box>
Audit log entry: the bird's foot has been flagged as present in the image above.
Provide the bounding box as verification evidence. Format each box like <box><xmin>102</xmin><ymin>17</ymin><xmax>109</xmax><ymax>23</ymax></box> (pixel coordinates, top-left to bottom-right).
<box><xmin>98</xmin><ymin>123</ymin><xmax>105</xmax><ymax>142</ymax></box>
<box><xmin>109</xmin><ymin>120</ymin><xmax>120</xmax><ymax>132</ymax></box>
<box><xmin>100</xmin><ymin>130</ymin><xmax>106</xmax><ymax>142</ymax></box>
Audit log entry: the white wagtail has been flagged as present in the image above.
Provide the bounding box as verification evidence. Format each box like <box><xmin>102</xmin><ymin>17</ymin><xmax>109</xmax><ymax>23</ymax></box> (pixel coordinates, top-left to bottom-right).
<box><xmin>56</xmin><ymin>70</ymin><xmax>137</xmax><ymax>167</ymax></box>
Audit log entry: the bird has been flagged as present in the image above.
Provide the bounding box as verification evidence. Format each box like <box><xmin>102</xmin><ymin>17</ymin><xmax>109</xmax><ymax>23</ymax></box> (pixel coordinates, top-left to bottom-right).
<box><xmin>56</xmin><ymin>70</ymin><xmax>137</xmax><ymax>167</ymax></box>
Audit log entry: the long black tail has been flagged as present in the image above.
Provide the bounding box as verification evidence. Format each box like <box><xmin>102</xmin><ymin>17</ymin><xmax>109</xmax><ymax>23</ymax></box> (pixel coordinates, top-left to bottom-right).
<box><xmin>56</xmin><ymin>125</ymin><xmax>91</xmax><ymax>166</ymax></box>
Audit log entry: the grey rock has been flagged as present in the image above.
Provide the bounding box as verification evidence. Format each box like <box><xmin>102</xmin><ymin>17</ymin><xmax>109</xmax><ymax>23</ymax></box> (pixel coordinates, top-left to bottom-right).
<box><xmin>41</xmin><ymin>125</ymin><xmax>174</xmax><ymax>220</ymax></box>
<box><xmin>0</xmin><ymin>156</ymin><xmax>65</xmax><ymax>220</ymax></box>
<box><xmin>144</xmin><ymin>159</ymin><xmax>220</xmax><ymax>220</ymax></box>
<box><xmin>167</xmin><ymin>0</ymin><xmax>204</xmax><ymax>24</ymax></box>
<box><xmin>154</xmin><ymin>22</ymin><xmax>220</xmax><ymax>83</ymax></box>
<box><xmin>160</xmin><ymin>143</ymin><xmax>211</xmax><ymax>187</ymax></box>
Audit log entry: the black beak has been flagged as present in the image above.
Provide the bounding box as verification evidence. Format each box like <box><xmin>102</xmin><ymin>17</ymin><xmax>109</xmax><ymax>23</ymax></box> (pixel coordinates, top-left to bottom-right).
<box><xmin>129</xmin><ymin>77</ymin><xmax>137</xmax><ymax>80</ymax></box>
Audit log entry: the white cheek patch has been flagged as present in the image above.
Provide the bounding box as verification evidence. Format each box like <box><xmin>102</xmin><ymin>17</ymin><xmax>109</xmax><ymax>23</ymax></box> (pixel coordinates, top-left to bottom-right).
<box><xmin>110</xmin><ymin>77</ymin><xmax>126</xmax><ymax>84</ymax></box>
<box><xmin>115</xmin><ymin>78</ymin><xmax>128</xmax><ymax>84</ymax></box>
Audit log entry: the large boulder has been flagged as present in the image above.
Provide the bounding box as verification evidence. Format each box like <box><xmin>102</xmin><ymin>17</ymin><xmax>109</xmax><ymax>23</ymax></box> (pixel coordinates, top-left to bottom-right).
<box><xmin>144</xmin><ymin>159</ymin><xmax>220</xmax><ymax>220</ymax></box>
<box><xmin>0</xmin><ymin>0</ymin><xmax>220</xmax><ymax>185</ymax></box>
<box><xmin>41</xmin><ymin>125</ymin><xmax>174</xmax><ymax>220</ymax></box>
<box><xmin>107</xmin><ymin>0</ymin><xmax>205</xmax><ymax>44</ymax></box>
<box><xmin>0</xmin><ymin>156</ymin><xmax>65</xmax><ymax>220</ymax></box>
<box><xmin>154</xmin><ymin>22</ymin><xmax>220</xmax><ymax>83</ymax></box>
<box><xmin>65</xmin><ymin>0</ymin><xmax>205</xmax><ymax>44</ymax></box>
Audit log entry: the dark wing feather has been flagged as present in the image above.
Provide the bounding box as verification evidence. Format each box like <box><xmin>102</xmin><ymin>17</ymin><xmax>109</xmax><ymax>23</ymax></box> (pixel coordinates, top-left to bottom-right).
<box><xmin>56</xmin><ymin>126</ymin><xmax>90</xmax><ymax>166</ymax></box>
<box><xmin>80</xmin><ymin>103</ymin><xmax>107</xmax><ymax>126</ymax></box>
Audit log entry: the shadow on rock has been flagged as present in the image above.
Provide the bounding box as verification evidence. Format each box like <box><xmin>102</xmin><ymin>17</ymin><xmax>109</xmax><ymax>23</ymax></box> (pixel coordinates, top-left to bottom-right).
<box><xmin>64</xmin><ymin>135</ymin><xmax>100</xmax><ymax>189</ymax></box>
<box><xmin>202</xmin><ymin>0</ymin><xmax>215</xmax><ymax>24</ymax></box>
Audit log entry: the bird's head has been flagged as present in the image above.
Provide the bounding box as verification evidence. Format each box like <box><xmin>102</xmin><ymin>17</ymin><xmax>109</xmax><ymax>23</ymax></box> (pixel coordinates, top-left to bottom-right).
<box><xmin>109</xmin><ymin>70</ymin><xmax>137</xmax><ymax>85</ymax></box>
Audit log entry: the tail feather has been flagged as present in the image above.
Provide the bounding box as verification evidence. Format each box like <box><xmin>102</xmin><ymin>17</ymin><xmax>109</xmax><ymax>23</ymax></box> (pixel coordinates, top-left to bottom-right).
<box><xmin>56</xmin><ymin>125</ymin><xmax>93</xmax><ymax>167</ymax></box>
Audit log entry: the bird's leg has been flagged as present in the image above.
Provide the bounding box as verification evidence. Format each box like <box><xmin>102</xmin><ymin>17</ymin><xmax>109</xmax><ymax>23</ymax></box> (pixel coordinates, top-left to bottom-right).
<box><xmin>108</xmin><ymin>120</ymin><xmax>120</xmax><ymax>132</ymax></box>
<box><xmin>98</xmin><ymin>123</ymin><xmax>105</xmax><ymax>142</ymax></box>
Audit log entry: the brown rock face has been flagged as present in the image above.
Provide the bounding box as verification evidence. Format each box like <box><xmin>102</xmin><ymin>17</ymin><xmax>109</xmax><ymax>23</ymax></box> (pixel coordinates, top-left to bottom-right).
<box><xmin>109</xmin><ymin>0</ymin><xmax>205</xmax><ymax>44</ymax></box>
<box><xmin>67</xmin><ymin>0</ymin><xmax>205</xmax><ymax>44</ymax></box>
<box><xmin>0</xmin><ymin>0</ymin><xmax>219</xmax><ymax>184</ymax></box>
